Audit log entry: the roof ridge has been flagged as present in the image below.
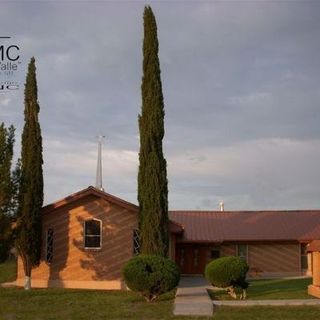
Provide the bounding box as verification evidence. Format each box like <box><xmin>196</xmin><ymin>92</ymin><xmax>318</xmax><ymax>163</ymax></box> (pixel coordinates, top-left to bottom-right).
<box><xmin>42</xmin><ymin>185</ymin><xmax>138</xmax><ymax>213</ymax></box>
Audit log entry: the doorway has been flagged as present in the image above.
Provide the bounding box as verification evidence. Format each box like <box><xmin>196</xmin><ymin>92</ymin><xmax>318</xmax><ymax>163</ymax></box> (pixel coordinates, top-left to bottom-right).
<box><xmin>176</xmin><ymin>244</ymin><xmax>212</xmax><ymax>274</ymax></box>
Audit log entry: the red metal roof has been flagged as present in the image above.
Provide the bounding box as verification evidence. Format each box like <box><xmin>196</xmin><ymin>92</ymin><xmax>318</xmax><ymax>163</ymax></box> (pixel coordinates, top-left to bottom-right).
<box><xmin>169</xmin><ymin>210</ymin><xmax>320</xmax><ymax>242</ymax></box>
<box><xmin>307</xmin><ymin>240</ymin><xmax>320</xmax><ymax>252</ymax></box>
<box><xmin>42</xmin><ymin>186</ymin><xmax>184</xmax><ymax>233</ymax></box>
<box><xmin>42</xmin><ymin>187</ymin><xmax>320</xmax><ymax>242</ymax></box>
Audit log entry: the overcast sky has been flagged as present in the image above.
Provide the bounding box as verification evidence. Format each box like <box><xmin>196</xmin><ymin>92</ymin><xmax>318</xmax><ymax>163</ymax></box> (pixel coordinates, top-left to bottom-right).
<box><xmin>1</xmin><ymin>0</ymin><xmax>320</xmax><ymax>210</ymax></box>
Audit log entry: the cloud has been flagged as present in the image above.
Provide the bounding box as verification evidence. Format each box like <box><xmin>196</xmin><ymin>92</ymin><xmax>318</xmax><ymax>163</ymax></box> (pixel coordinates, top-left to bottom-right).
<box><xmin>1</xmin><ymin>1</ymin><xmax>320</xmax><ymax>210</ymax></box>
<box><xmin>167</xmin><ymin>138</ymin><xmax>320</xmax><ymax>210</ymax></box>
<box><xmin>0</xmin><ymin>97</ymin><xmax>11</xmax><ymax>107</ymax></box>
<box><xmin>43</xmin><ymin>136</ymin><xmax>138</xmax><ymax>204</ymax></box>
<box><xmin>228</xmin><ymin>92</ymin><xmax>272</xmax><ymax>107</ymax></box>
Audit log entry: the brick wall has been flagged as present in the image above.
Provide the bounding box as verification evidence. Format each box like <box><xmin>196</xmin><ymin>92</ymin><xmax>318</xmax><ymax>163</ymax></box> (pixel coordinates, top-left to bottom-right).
<box><xmin>17</xmin><ymin>195</ymin><xmax>138</xmax><ymax>289</ymax></box>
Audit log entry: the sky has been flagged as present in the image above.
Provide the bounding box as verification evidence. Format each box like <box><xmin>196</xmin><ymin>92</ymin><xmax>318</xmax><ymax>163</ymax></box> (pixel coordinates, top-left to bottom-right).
<box><xmin>1</xmin><ymin>0</ymin><xmax>320</xmax><ymax>210</ymax></box>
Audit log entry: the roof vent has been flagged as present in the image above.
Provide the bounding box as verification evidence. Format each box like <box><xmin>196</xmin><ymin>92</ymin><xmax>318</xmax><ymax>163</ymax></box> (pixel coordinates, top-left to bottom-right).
<box><xmin>219</xmin><ymin>200</ymin><xmax>224</xmax><ymax>212</ymax></box>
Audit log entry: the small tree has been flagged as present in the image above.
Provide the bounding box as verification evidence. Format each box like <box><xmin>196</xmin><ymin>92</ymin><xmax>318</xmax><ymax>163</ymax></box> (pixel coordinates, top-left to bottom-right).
<box><xmin>15</xmin><ymin>57</ymin><xmax>44</xmax><ymax>290</ymax></box>
<box><xmin>0</xmin><ymin>123</ymin><xmax>16</xmax><ymax>261</ymax></box>
<box><xmin>122</xmin><ymin>255</ymin><xmax>180</xmax><ymax>302</ymax></box>
<box><xmin>10</xmin><ymin>159</ymin><xmax>21</xmax><ymax>218</ymax></box>
<box><xmin>205</xmin><ymin>256</ymin><xmax>249</xmax><ymax>300</ymax></box>
<box><xmin>0</xmin><ymin>123</ymin><xmax>15</xmax><ymax>214</ymax></box>
<box><xmin>0</xmin><ymin>213</ymin><xmax>12</xmax><ymax>262</ymax></box>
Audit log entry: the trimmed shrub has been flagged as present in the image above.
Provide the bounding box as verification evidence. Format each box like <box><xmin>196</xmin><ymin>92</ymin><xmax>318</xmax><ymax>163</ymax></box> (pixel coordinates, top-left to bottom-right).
<box><xmin>122</xmin><ymin>255</ymin><xmax>180</xmax><ymax>302</ymax></box>
<box><xmin>205</xmin><ymin>256</ymin><xmax>249</xmax><ymax>299</ymax></box>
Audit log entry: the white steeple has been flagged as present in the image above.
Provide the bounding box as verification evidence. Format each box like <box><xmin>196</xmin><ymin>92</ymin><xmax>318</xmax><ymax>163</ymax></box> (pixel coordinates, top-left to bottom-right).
<box><xmin>95</xmin><ymin>135</ymin><xmax>105</xmax><ymax>191</ymax></box>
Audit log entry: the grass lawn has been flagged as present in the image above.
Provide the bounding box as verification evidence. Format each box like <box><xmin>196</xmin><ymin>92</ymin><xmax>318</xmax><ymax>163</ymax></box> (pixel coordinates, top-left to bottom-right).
<box><xmin>0</xmin><ymin>258</ymin><xmax>16</xmax><ymax>284</ymax></box>
<box><xmin>212</xmin><ymin>306</ymin><xmax>320</xmax><ymax>320</ymax></box>
<box><xmin>1</xmin><ymin>287</ymin><xmax>320</xmax><ymax>320</ymax></box>
<box><xmin>1</xmin><ymin>260</ymin><xmax>319</xmax><ymax>320</ymax></box>
<box><xmin>208</xmin><ymin>278</ymin><xmax>313</xmax><ymax>300</ymax></box>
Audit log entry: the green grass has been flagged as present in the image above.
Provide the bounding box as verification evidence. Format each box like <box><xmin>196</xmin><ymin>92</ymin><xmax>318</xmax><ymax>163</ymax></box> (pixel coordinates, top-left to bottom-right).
<box><xmin>0</xmin><ymin>287</ymin><xmax>211</xmax><ymax>320</ymax></box>
<box><xmin>0</xmin><ymin>260</ymin><xmax>319</xmax><ymax>320</ymax></box>
<box><xmin>208</xmin><ymin>278</ymin><xmax>313</xmax><ymax>300</ymax></box>
<box><xmin>1</xmin><ymin>287</ymin><xmax>319</xmax><ymax>320</ymax></box>
<box><xmin>0</xmin><ymin>258</ymin><xmax>16</xmax><ymax>284</ymax></box>
<box><xmin>213</xmin><ymin>306</ymin><xmax>320</xmax><ymax>320</ymax></box>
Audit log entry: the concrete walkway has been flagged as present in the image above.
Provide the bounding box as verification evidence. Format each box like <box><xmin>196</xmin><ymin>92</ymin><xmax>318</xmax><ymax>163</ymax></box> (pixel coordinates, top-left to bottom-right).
<box><xmin>174</xmin><ymin>276</ymin><xmax>213</xmax><ymax>316</ymax></box>
<box><xmin>173</xmin><ymin>276</ymin><xmax>320</xmax><ymax>316</ymax></box>
<box><xmin>0</xmin><ymin>281</ymin><xmax>16</xmax><ymax>288</ymax></box>
<box><xmin>213</xmin><ymin>299</ymin><xmax>320</xmax><ymax>308</ymax></box>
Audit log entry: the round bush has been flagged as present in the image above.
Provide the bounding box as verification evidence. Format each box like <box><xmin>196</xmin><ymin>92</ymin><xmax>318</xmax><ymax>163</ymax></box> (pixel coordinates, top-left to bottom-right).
<box><xmin>205</xmin><ymin>256</ymin><xmax>249</xmax><ymax>288</ymax></box>
<box><xmin>122</xmin><ymin>255</ymin><xmax>180</xmax><ymax>302</ymax></box>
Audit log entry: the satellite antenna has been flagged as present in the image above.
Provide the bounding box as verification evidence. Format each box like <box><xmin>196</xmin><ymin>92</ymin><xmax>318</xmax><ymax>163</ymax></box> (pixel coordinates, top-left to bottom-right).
<box><xmin>95</xmin><ymin>135</ymin><xmax>105</xmax><ymax>191</ymax></box>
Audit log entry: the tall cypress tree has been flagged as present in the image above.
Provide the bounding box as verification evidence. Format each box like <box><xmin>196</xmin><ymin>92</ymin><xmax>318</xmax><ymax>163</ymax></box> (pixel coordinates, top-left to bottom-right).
<box><xmin>138</xmin><ymin>6</ymin><xmax>169</xmax><ymax>256</ymax></box>
<box><xmin>15</xmin><ymin>57</ymin><xmax>43</xmax><ymax>290</ymax></box>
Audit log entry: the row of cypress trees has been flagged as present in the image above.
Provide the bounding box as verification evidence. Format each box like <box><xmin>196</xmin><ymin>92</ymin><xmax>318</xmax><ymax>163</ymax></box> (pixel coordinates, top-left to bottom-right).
<box><xmin>1</xmin><ymin>5</ymin><xmax>168</xmax><ymax>289</ymax></box>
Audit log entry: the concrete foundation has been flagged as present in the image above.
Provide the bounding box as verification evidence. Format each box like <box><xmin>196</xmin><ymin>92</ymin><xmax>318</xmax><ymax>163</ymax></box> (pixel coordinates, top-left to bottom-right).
<box><xmin>308</xmin><ymin>285</ymin><xmax>320</xmax><ymax>299</ymax></box>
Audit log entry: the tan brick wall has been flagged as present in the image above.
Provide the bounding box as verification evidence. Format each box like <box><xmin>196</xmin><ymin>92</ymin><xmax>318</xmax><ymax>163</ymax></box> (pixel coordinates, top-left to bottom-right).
<box><xmin>219</xmin><ymin>242</ymin><xmax>301</xmax><ymax>278</ymax></box>
<box><xmin>169</xmin><ymin>234</ymin><xmax>176</xmax><ymax>261</ymax></box>
<box><xmin>221</xmin><ymin>244</ymin><xmax>236</xmax><ymax>257</ymax></box>
<box><xmin>17</xmin><ymin>195</ymin><xmax>138</xmax><ymax>288</ymax></box>
<box><xmin>248</xmin><ymin>242</ymin><xmax>300</xmax><ymax>277</ymax></box>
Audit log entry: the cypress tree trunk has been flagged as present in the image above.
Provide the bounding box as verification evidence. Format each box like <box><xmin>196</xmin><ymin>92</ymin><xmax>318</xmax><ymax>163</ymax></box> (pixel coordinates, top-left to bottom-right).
<box><xmin>15</xmin><ymin>57</ymin><xmax>43</xmax><ymax>290</ymax></box>
<box><xmin>138</xmin><ymin>6</ymin><xmax>169</xmax><ymax>256</ymax></box>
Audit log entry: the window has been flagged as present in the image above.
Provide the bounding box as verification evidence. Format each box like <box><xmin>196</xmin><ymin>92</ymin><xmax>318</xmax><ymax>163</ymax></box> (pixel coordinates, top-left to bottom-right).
<box><xmin>301</xmin><ymin>243</ymin><xmax>308</xmax><ymax>270</ymax></box>
<box><xmin>237</xmin><ymin>244</ymin><xmax>248</xmax><ymax>262</ymax></box>
<box><xmin>210</xmin><ymin>249</ymin><xmax>220</xmax><ymax>260</ymax></box>
<box><xmin>133</xmin><ymin>229</ymin><xmax>140</xmax><ymax>255</ymax></box>
<box><xmin>46</xmin><ymin>228</ymin><xmax>54</xmax><ymax>264</ymax></box>
<box><xmin>84</xmin><ymin>219</ymin><xmax>102</xmax><ymax>249</ymax></box>
<box><xmin>194</xmin><ymin>249</ymin><xmax>199</xmax><ymax>266</ymax></box>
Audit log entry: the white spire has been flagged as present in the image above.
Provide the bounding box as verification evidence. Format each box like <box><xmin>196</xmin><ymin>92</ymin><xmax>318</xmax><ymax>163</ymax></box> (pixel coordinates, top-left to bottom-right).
<box><xmin>96</xmin><ymin>135</ymin><xmax>105</xmax><ymax>191</ymax></box>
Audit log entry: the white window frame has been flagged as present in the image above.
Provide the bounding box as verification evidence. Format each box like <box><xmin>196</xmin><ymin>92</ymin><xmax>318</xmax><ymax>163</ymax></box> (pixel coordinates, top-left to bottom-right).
<box><xmin>84</xmin><ymin>218</ymin><xmax>102</xmax><ymax>250</ymax></box>
<box><xmin>46</xmin><ymin>228</ymin><xmax>54</xmax><ymax>264</ymax></box>
<box><xmin>133</xmin><ymin>229</ymin><xmax>140</xmax><ymax>256</ymax></box>
<box><xmin>300</xmin><ymin>243</ymin><xmax>308</xmax><ymax>271</ymax></box>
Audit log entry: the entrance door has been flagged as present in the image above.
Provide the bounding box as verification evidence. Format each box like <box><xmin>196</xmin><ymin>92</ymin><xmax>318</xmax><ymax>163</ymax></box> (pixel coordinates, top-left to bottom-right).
<box><xmin>175</xmin><ymin>244</ymin><xmax>209</xmax><ymax>274</ymax></box>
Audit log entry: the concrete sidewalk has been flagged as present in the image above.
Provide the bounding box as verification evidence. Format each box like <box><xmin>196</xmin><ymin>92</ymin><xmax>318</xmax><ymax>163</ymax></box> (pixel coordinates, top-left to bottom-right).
<box><xmin>213</xmin><ymin>298</ymin><xmax>320</xmax><ymax>308</ymax></box>
<box><xmin>0</xmin><ymin>281</ymin><xmax>16</xmax><ymax>288</ymax></box>
<box><xmin>173</xmin><ymin>276</ymin><xmax>320</xmax><ymax>316</ymax></box>
<box><xmin>173</xmin><ymin>276</ymin><xmax>213</xmax><ymax>316</ymax></box>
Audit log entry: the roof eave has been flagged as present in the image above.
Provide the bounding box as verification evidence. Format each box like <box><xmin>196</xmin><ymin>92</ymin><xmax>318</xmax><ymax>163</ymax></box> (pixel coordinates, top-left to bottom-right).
<box><xmin>42</xmin><ymin>186</ymin><xmax>138</xmax><ymax>214</ymax></box>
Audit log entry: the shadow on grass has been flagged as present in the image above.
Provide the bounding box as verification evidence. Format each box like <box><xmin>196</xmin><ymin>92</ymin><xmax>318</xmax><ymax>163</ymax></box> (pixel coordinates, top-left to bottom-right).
<box><xmin>0</xmin><ymin>287</ymin><xmax>181</xmax><ymax>320</ymax></box>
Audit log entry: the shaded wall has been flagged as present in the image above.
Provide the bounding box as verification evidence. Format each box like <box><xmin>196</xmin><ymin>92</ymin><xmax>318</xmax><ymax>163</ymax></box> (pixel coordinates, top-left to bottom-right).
<box><xmin>248</xmin><ymin>242</ymin><xmax>300</xmax><ymax>277</ymax></box>
<box><xmin>16</xmin><ymin>195</ymin><xmax>138</xmax><ymax>289</ymax></box>
<box><xmin>221</xmin><ymin>241</ymin><xmax>301</xmax><ymax>278</ymax></box>
<box><xmin>173</xmin><ymin>241</ymin><xmax>304</xmax><ymax>277</ymax></box>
